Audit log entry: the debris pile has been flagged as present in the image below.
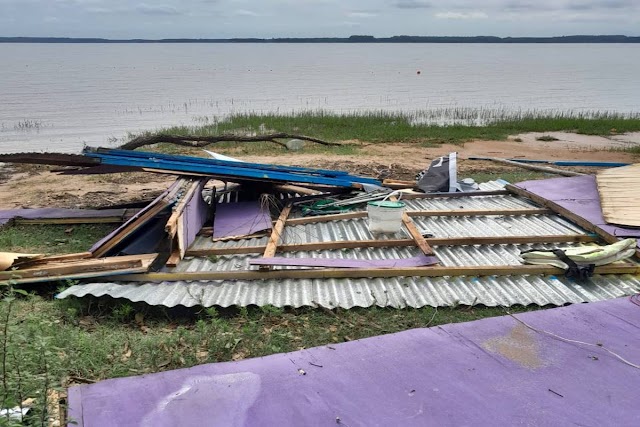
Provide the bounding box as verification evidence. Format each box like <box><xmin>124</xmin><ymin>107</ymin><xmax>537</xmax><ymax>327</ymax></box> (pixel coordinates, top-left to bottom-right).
<box><xmin>0</xmin><ymin>148</ymin><xmax>638</xmax><ymax>308</ymax></box>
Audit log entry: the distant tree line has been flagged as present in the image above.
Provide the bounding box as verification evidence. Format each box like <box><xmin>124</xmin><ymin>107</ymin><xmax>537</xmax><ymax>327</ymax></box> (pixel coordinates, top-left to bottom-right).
<box><xmin>1</xmin><ymin>35</ymin><xmax>639</xmax><ymax>43</ymax></box>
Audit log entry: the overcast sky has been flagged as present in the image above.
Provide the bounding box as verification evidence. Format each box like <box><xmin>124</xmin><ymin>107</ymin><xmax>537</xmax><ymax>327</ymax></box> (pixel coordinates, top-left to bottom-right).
<box><xmin>1</xmin><ymin>0</ymin><xmax>639</xmax><ymax>39</ymax></box>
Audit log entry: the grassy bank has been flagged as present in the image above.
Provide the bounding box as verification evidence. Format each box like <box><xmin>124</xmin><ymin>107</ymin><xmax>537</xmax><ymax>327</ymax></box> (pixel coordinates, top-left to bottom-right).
<box><xmin>148</xmin><ymin>110</ymin><xmax>640</xmax><ymax>146</ymax></box>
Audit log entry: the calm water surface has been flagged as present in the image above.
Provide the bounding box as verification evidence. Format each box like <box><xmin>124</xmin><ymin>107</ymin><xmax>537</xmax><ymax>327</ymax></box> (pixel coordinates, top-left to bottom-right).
<box><xmin>1</xmin><ymin>43</ymin><xmax>639</xmax><ymax>153</ymax></box>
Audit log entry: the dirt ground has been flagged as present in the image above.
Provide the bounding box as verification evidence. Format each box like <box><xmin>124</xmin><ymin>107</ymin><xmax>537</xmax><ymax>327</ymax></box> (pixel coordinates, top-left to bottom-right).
<box><xmin>0</xmin><ymin>132</ymin><xmax>637</xmax><ymax>209</ymax></box>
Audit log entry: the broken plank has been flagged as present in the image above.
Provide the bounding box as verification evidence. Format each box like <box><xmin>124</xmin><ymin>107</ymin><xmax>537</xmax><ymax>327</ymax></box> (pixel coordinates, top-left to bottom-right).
<box><xmin>261</xmin><ymin>203</ymin><xmax>293</xmax><ymax>270</ymax></box>
<box><xmin>273</xmin><ymin>184</ymin><xmax>322</xmax><ymax>196</ymax></box>
<box><xmin>120</xmin><ymin>262</ymin><xmax>640</xmax><ymax>282</ymax></box>
<box><xmin>402</xmin><ymin>212</ymin><xmax>434</xmax><ymax>255</ymax></box>
<box><xmin>186</xmin><ymin>234</ymin><xmax>600</xmax><ymax>256</ymax></box>
<box><xmin>0</xmin><ymin>253</ymin><xmax>157</xmax><ymax>284</ymax></box>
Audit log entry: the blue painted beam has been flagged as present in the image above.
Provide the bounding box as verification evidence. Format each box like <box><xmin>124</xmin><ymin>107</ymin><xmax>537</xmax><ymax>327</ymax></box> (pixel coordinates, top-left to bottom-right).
<box><xmin>87</xmin><ymin>152</ymin><xmax>381</xmax><ymax>187</ymax></box>
<box><xmin>90</xmin><ymin>148</ymin><xmax>353</xmax><ymax>178</ymax></box>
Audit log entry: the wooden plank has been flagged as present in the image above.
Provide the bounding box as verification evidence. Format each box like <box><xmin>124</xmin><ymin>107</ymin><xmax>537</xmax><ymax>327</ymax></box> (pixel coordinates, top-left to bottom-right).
<box><xmin>387</xmin><ymin>194</ymin><xmax>434</xmax><ymax>256</ymax></box>
<box><xmin>505</xmin><ymin>184</ymin><xmax>619</xmax><ymax>245</ymax></box>
<box><xmin>402</xmin><ymin>211</ymin><xmax>434</xmax><ymax>255</ymax></box>
<box><xmin>261</xmin><ymin>204</ymin><xmax>293</xmax><ymax>270</ymax></box>
<box><xmin>273</xmin><ymin>184</ymin><xmax>322</xmax><ymax>196</ymax></box>
<box><xmin>469</xmin><ymin>156</ymin><xmax>586</xmax><ymax>177</ymax></box>
<box><xmin>120</xmin><ymin>263</ymin><xmax>640</xmax><ymax>282</ymax></box>
<box><xmin>10</xmin><ymin>252</ymin><xmax>93</xmax><ymax>268</ymax></box>
<box><xmin>186</xmin><ymin>234</ymin><xmax>600</xmax><ymax>256</ymax></box>
<box><xmin>165</xmin><ymin>249</ymin><xmax>182</xmax><ymax>268</ymax></box>
<box><xmin>286</xmin><ymin>208</ymin><xmax>550</xmax><ymax>226</ymax></box>
<box><xmin>287</xmin><ymin>211</ymin><xmax>365</xmax><ymax>225</ymax></box>
<box><xmin>407</xmin><ymin>208</ymin><xmax>551</xmax><ymax>217</ymax></box>
<box><xmin>91</xmin><ymin>179</ymin><xmax>186</xmax><ymax>257</ymax></box>
<box><xmin>596</xmin><ymin>164</ymin><xmax>640</xmax><ymax>227</ymax></box>
<box><xmin>400</xmin><ymin>190</ymin><xmax>509</xmax><ymax>199</ymax></box>
<box><xmin>0</xmin><ymin>253</ymin><xmax>157</xmax><ymax>282</ymax></box>
<box><xmin>165</xmin><ymin>179</ymin><xmax>202</xmax><ymax>238</ymax></box>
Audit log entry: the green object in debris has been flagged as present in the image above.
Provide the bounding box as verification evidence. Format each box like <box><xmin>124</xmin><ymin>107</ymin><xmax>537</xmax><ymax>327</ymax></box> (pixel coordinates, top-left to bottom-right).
<box><xmin>367</xmin><ymin>201</ymin><xmax>405</xmax><ymax>209</ymax></box>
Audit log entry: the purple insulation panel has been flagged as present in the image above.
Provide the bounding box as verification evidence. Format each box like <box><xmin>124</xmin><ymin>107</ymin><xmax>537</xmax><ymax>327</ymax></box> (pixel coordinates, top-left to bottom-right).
<box><xmin>516</xmin><ymin>175</ymin><xmax>640</xmax><ymax>248</ymax></box>
<box><xmin>180</xmin><ymin>180</ymin><xmax>209</xmax><ymax>252</ymax></box>
<box><xmin>249</xmin><ymin>254</ymin><xmax>439</xmax><ymax>268</ymax></box>
<box><xmin>213</xmin><ymin>201</ymin><xmax>272</xmax><ymax>239</ymax></box>
<box><xmin>67</xmin><ymin>297</ymin><xmax>640</xmax><ymax>427</ymax></box>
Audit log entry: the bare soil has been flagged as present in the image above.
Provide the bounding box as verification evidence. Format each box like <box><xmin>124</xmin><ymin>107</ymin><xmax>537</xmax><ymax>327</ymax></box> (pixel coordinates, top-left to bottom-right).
<box><xmin>0</xmin><ymin>133</ymin><xmax>637</xmax><ymax>209</ymax></box>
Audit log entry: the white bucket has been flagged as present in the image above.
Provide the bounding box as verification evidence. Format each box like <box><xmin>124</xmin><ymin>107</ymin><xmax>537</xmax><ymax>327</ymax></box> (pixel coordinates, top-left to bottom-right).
<box><xmin>367</xmin><ymin>200</ymin><xmax>406</xmax><ymax>235</ymax></box>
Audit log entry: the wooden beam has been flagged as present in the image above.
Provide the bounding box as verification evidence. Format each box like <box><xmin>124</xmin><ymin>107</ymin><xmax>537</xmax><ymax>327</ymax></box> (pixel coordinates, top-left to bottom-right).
<box><xmin>261</xmin><ymin>203</ymin><xmax>293</xmax><ymax>270</ymax></box>
<box><xmin>286</xmin><ymin>208</ymin><xmax>552</xmax><ymax>226</ymax></box>
<box><xmin>273</xmin><ymin>184</ymin><xmax>322</xmax><ymax>196</ymax></box>
<box><xmin>120</xmin><ymin>263</ymin><xmax>640</xmax><ymax>282</ymax></box>
<box><xmin>387</xmin><ymin>194</ymin><xmax>435</xmax><ymax>256</ymax></box>
<box><xmin>505</xmin><ymin>184</ymin><xmax>619</xmax><ymax>245</ymax></box>
<box><xmin>287</xmin><ymin>211</ymin><xmax>365</xmax><ymax>225</ymax></box>
<box><xmin>165</xmin><ymin>179</ymin><xmax>202</xmax><ymax>238</ymax></box>
<box><xmin>407</xmin><ymin>208</ymin><xmax>551</xmax><ymax>217</ymax></box>
<box><xmin>402</xmin><ymin>211</ymin><xmax>434</xmax><ymax>255</ymax></box>
<box><xmin>1</xmin><ymin>253</ymin><xmax>157</xmax><ymax>283</ymax></box>
<box><xmin>400</xmin><ymin>190</ymin><xmax>509</xmax><ymax>199</ymax></box>
<box><xmin>10</xmin><ymin>252</ymin><xmax>93</xmax><ymax>268</ymax></box>
<box><xmin>185</xmin><ymin>234</ymin><xmax>600</xmax><ymax>256</ymax></box>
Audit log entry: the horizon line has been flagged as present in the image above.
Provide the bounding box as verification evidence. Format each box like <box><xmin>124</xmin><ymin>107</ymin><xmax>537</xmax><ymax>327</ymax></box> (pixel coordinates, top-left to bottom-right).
<box><xmin>1</xmin><ymin>34</ymin><xmax>640</xmax><ymax>43</ymax></box>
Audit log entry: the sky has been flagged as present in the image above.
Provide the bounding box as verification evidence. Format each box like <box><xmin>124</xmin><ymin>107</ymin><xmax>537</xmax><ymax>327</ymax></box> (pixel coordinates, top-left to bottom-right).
<box><xmin>1</xmin><ymin>0</ymin><xmax>639</xmax><ymax>39</ymax></box>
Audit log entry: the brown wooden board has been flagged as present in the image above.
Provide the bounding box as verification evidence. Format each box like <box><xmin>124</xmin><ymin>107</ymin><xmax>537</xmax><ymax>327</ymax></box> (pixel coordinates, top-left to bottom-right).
<box><xmin>120</xmin><ymin>263</ymin><xmax>639</xmax><ymax>282</ymax></box>
<box><xmin>1</xmin><ymin>254</ymin><xmax>157</xmax><ymax>284</ymax></box>
<box><xmin>185</xmin><ymin>234</ymin><xmax>599</xmax><ymax>256</ymax></box>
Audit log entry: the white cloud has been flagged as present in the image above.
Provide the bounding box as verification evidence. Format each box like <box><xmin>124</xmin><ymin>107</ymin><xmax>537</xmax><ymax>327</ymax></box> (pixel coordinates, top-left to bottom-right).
<box><xmin>435</xmin><ymin>11</ymin><xmax>489</xmax><ymax>20</ymax></box>
<box><xmin>233</xmin><ymin>9</ymin><xmax>260</xmax><ymax>16</ymax></box>
<box><xmin>347</xmin><ymin>11</ymin><xmax>378</xmax><ymax>18</ymax></box>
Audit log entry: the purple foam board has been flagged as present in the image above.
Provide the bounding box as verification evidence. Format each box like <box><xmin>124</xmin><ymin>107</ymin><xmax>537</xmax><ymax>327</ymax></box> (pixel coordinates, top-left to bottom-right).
<box><xmin>67</xmin><ymin>297</ymin><xmax>640</xmax><ymax>427</ymax></box>
<box><xmin>181</xmin><ymin>180</ymin><xmax>209</xmax><ymax>252</ymax></box>
<box><xmin>516</xmin><ymin>175</ymin><xmax>640</xmax><ymax>248</ymax></box>
<box><xmin>249</xmin><ymin>254</ymin><xmax>439</xmax><ymax>268</ymax></box>
<box><xmin>213</xmin><ymin>201</ymin><xmax>272</xmax><ymax>239</ymax></box>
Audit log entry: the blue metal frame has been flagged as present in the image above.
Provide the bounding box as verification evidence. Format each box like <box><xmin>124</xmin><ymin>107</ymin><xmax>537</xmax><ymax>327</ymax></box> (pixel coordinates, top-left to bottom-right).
<box><xmin>89</xmin><ymin>148</ymin><xmax>352</xmax><ymax>177</ymax></box>
<box><xmin>86</xmin><ymin>151</ymin><xmax>381</xmax><ymax>187</ymax></box>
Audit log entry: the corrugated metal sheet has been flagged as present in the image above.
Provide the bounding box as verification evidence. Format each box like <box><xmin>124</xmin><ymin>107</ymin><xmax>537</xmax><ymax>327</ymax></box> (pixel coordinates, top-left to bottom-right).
<box><xmin>57</xmin><ymin>183</ymin><xmax>640</xmax><ymax>308</ymax></box>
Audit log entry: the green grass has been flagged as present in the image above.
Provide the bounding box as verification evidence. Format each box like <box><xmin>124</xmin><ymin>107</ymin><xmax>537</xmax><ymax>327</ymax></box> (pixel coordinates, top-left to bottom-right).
<box><xmin>0</xmin><ymin>224</ymin><xmax>115</xmax><ymax>255</ymax></box>
<box><xmin>137</xmin><ymin>110</ymin><xmax>640</xmax><ymax>149</ymax></box>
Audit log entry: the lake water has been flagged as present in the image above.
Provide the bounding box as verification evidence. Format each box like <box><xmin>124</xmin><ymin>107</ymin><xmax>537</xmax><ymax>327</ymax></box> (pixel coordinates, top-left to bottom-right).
<box><xmin>1</xmin><ymin>43</ymin><xmax>639</xmax><ymax>153</ymax></box>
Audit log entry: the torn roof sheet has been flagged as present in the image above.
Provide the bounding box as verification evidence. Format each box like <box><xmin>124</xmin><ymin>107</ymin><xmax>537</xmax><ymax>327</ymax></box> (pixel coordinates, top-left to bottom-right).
<box><xmin>57</xmin><ymin>182</ymin><xmax>640</xmax><ymax>308</ymax></box>
<box><xmin>67</xmin><ymin>297</ymin><xmax>640</xmax><ymax>426</ymax></box>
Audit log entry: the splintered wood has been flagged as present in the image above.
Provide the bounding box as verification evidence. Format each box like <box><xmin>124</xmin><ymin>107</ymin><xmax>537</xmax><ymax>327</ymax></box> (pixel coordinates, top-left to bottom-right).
<box><xmin>597</xmin><ymin>164</ymin><xmax>640</xmax><ymax>227</ymax></box>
